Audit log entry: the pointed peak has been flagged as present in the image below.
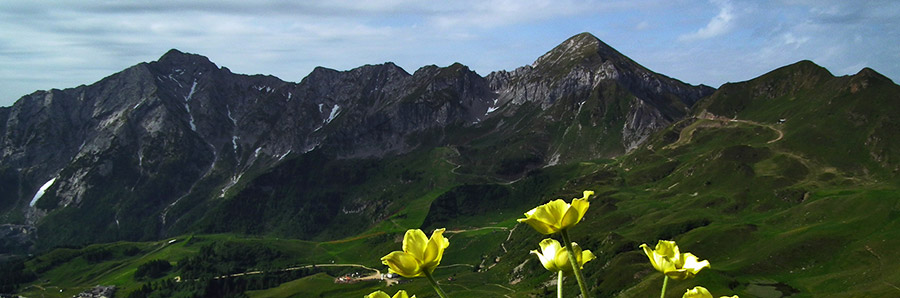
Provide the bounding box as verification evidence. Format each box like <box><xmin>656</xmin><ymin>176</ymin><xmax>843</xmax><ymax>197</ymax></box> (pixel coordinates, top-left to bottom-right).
<box><xmin>764</xmin><ymin>60</ymin><xmax>834</xmax><ymax>80</ymax></box>
<box><xmin>411</xmin><ymin>62</ymin><xmax>477</xmax><ymax>79</ymax></box>
<box><xmin>349</xmin><ymin>62</ymin><xmax>411</xmax><ymax>77</ymax></box>
<box><xmin>160</xmin><ymin>48</ymin><xmax>186</xmax><ymax>59</ymax></box>
<box><xmin>156</xmin><ymin>49</ymin><xmax>217</xmax><ymax>69</ymax></box>
<box><xmin>854</xmin><ymin>67</ymin><xmax>890</xmax><ymax>80</ymax></box>
<box><xmin>531</xmin><ymin>32</ymin><xmax>628</xmax><ymax>73</ymax></box>
<box><xmin>851</xmin><ymin>66</ymin><xmax>895</xmax><ymax>86</ymax></box>
<box><xmin>568</xmin><ymin>32</ymin><xmax>602</xmax><ymax>45</ymax></box>
<box><xmin>301</xmin><ymin>66</ymin><xmax>340</xmax><ymax>83</ymax></box>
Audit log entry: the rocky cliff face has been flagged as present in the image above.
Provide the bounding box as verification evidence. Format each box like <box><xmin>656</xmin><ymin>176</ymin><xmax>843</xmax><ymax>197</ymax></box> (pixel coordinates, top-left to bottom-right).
<box><xmin>482</xmin><ymin>33</ymin><xmax>714</xmax><ymax>162</ymax></box>
<box><xmin>0</xmin><ymin>33</ymin><xmax>715</xmax><ymax>251</ymax></box>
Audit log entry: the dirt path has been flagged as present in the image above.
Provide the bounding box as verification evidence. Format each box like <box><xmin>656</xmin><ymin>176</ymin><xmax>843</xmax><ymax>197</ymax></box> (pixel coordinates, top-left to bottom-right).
<box><xmin>185</xmin><ymin>262</ymin><xmax>398</xmax><ymax>285</ymax></box>
<box><xmin>443</xmin><ymin>147</ymin><xmax>527</xmax><ymax>185</ymax></box>
<box><xmin>726</xmin><ymin>118</ymin><xmax>784</xmax><ymax>144</ymax></box>
<box><xmin>444</xmin><ymin>226</ymin><xmax>509</xmax><ymax>234</ymax></box>
<box><xmin>664</xmin><ymin>114</ymin><xmax>785</xmax><ymax>150</ymax></box>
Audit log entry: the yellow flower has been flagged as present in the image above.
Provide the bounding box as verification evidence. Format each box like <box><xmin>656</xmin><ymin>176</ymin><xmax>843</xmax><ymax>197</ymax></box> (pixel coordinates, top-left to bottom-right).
<box><xmin>640</xmin><ymin>240</ymin><xmax>710</xmax><ymax>280</ymax></box>
<box><xmin>381</xmin><ymin>228</ymin><xmax>449</xmax><ymax>278</ymax></box>
<box><xmin>531</xmin><ymin>238</ymin><xmax>596</xmax><ymax>273</ymax></box>
<box><xmin>518</xmin><ymin>190</ymin><xmax>594</xmax><ymax>234</ymax></box>
<box><xmin>682</xmin><ymin>286</ymin><xmax>738</xmax><ymax>298</ymax></box>
<box><xmin>366</xmin><ymin>290</ymin><xmax>415</xmax><ymax>298</ymax></box>
<box><xmin>682</xmin><ymin>286</ymin><xmax>712</xmax><ymax>298</ymax></box>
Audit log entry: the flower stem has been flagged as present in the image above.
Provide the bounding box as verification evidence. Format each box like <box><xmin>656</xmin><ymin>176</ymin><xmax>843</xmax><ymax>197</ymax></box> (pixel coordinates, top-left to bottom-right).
<box><xmin>560</xmin><ymin>229</ymin><xmax>591</xmax><ymax>298</ymax></box>
<box><xmin>660</xmin><ymin>275</ymin><xmax>669</xmax><ymax>298</ymax></box>
<box><xmin>557</xmin><ymin>270</ymin><xmax>564</xmax><ymax>298</ymax></box>
<box><xmin>423</xmin><ymin>270</ymin><xmax>450</xmax><ymax>298</ymax></box>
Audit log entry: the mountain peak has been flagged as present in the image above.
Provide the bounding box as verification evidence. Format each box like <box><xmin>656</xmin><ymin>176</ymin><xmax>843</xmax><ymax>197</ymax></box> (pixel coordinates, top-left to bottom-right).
<box><xmin>532</xmin><ymin>33</ymin><xmax>600</xmax><ymax>68</ymax></box>
<box><xmin>759</xmin><ymin>60</ymin><xmax>834</xmax><ymax>83</ymax></box>
<box><xmin>854</xmin><ymin>67</ymin><xmax>892</xmax><ymax>83</ymax></box>
<box><xmin>155</xmin><ymin>49</ymin><xmax>217</xmax><ymax>70</ymax></box>
<box><xmin>530</xmin><ymin>32</ymin><xmax>637</xmax><ymax>77</ymax></box>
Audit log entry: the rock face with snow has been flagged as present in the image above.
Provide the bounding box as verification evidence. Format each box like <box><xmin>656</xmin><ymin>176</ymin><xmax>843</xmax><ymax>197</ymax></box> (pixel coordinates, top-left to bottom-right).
<box><xmin>486</xmin><ymin>33</ymin><xmax>714</xmax><ymax>155</ymax></box>
<box><xmin>0</xmin><ymin>33</ymin><xmax>713</xmax><ymax>250</ymax></box>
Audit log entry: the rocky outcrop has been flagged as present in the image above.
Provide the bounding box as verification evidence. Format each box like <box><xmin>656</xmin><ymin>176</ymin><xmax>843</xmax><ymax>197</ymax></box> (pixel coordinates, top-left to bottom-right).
<box><xmin>0</xmin><ymin>33</ymin><xmax>716</xmax><ymax>250</ymax></box>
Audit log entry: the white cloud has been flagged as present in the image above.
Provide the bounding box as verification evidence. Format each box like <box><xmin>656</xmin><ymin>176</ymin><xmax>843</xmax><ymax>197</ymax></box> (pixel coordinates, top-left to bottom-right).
<box><xmin>780</xmin><ymin>32</ymin><xmax>810</xmax><ymax>49</ymax></box>
<box><xmin>427</xmin><ymin>0</ymin><xmax>604</xmax><ymax>29</ymax></box>
<box><xmin>635</xmin><ymin>20</ymin><xmax>651</xmax><ymax>30</ymax></box>
<box><xmin>678</xmin><ymin>0</ymin><xmax>735</xmax><ymax>41</ymax></box>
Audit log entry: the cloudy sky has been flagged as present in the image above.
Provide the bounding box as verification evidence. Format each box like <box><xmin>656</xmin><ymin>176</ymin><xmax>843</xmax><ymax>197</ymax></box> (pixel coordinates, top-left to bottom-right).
<box><xmin>2</xmin><ymin>0</ymin><xmax>898</xmax><ymax>107</ymax></box>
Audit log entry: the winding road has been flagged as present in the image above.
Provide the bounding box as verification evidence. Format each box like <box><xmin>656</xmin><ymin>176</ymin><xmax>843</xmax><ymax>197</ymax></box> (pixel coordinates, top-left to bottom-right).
<box><xmin>664</xmin><ymin>113</ymin><xmax>785</xmax><ymax>150</ymax></box>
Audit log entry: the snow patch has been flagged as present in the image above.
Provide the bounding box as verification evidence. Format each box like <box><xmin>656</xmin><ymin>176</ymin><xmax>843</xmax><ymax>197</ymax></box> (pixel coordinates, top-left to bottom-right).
<box><xmin>576</xmin><ymin>101</ymin><xmax>586</xmax><ymax>115</ymax></box>
<box><xmin>545</xmin><ymin>153</ymin><xmax>561</xmax><ymax>168</ymax></box>
<box><xmin>278</xmin><ymin>150</ymin><xmax>292</xmax><ymax>161</ymax></box>
<box><xmin>29</xmin><ymin>178</ymin><xmax>57</xmax><ymax>207</ymax></box>
<box><xmin>325</xmin><ymin>105</ymin><xmax>341</xmax><ymax>124</ymax></box>
<box><xmin>318</xmin><ymin>103</ymin><xmax>324</xmax><ymax>113</ymax></box>
<box><xmin>185</xmin><ymin>81</ymin><xmax>197</xmax><ymax>101</ymax></box>
<box><xmin>254</xmin><ymin>147</ymin><xmax>262</xmax><ymax>158</ymax></box>
<box><xmin>226</xmin><ymin>106</ymin><xmax>237</xmax><ymax>125</ymax></box>
<box><xmin>287</xmin><ymin>92</ymin><xmax>292</xmax><ymax>101</ymax></box>
<box><xmin>485</xmin><ymin>99</ymin><xmax>500</xmax><ymax>115</ymax></box>
<box><xmin>227</xmin><ymin>106</ymin><xmax>239</xmax><ymax>152</ymax></box>
<box><xmin>168</xmin><ymin>74</ymin><xmax>183</xmax><ymax>88</ymax></box>
<box><xmin>219</xmin><ymin>173</ymin><xmax>244</xmax><ymax>198</ymax></box>
<box><xmin>255</xmin><ymin>85</ymin><xmax>273</xmax><ymax>93</ymax></box>
<box><xmin>184</xmin><ymin>81</ymin><xmax>198</xmax><ymax>131</ymax></box>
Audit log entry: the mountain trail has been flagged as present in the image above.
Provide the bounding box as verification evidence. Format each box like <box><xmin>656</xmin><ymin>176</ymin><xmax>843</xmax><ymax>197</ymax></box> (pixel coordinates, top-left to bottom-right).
<box><xmin>663</xmin><ymin>114</ymin><xmax>785</xmax><ymax>150</ymax></box>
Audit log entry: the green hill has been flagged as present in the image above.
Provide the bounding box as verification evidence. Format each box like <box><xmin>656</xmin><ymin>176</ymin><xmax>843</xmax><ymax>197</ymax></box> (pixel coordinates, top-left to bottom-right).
<box><xmin>5</xmin><ymin>62</ymin><xmax>900</xmax><ymax>297</ymax></box>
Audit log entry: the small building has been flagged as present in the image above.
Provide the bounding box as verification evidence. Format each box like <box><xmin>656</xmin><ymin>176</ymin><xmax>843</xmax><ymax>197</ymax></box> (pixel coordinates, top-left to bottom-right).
<box><xmin>74</xmin><ymin>285</ymin><xmax>116</xmax><ymax>298</ymax></box>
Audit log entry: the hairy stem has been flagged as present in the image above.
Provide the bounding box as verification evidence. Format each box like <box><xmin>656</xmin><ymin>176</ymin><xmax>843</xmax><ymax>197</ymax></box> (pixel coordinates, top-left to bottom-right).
<box><xmin>558</xmin><ymin>270</ymin><xmax>564</xmax><ymax>298</ymax></box>
<box><xmin>424</xmin><ymin>270</ymin><xmax>450</xmax><ymax>298</ymax></box>
<box><xmin>660</xmin><ymin>275</ymin><xmax>669</xmax><ymax>298</ymax></box>
<box><xmin>561</xmin><ymin>229</ymin><xmax>591</xmax><ymax>298</ymax></box>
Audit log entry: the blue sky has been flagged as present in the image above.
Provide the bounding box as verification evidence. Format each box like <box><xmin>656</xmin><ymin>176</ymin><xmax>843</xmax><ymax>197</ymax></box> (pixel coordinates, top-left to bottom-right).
<box><xmin>2</xmin><ymin>0</ymin><xmax>898</xmax><ymax>107</ymax></box>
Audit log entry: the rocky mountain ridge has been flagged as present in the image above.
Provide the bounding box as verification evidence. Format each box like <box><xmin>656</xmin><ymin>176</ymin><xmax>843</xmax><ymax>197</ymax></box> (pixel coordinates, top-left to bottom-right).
<box><xmin>1</xmin><ymin>33</ymin><xmax>714</xmax><ymax>251</ymax></box>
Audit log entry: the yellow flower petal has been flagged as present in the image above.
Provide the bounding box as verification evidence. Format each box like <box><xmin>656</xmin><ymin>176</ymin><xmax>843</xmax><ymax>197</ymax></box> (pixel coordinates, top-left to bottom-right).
<box><xmin>580</xmin><ymin>249</ymin><xmax>596</xmax><ymax>268</ymax></box>
<box><xmin>518</xmin><ymin>216</ymin><xmax>558</xmax><ymax>235</ymax></box>
<box><xmin>641</xmin><ymin>240</ymin><xmax>707</xmax><ymax>280</ymax></box>
<box><xmin>518</xmin><ymin>191</ymin><xmax>595</xmax><ymax>235</ymax></box>
<box><xmin>552</xmin><ymin>242</ymin><xmax>572</xmax><ymax>272</ymax></box>
<box><xmin>366</xmin><ymin>291</ymin><xmax>391</xmax><ymax>298</ymax></box>
<box><xmin>531</xmin><ymin>249</ymin><xmax>551</xmax><ymax>270</ymax></box>
<box><xmin>559</xmin><ymin>242</ymin><xmax>594</xmax><ymax>273</ymax></box>
<box><xmin>582</xmin><ymin>190</ymin><xmax>595</xmax><ymax>199</ymax></box>
<box><xmin>641</xmin><ymin>243</ymin><xmax>675</xmax><ymax>273</ymax></box>
<box><xmin>536</xmin><ymin>238</ymin><xmax>563</xmax><ymax>271</ymax></box>
<box><xmin>532</xmin><ymin>239</ymin><xmax>595</xmax><ymax>273</ymax></box>
<box><xmin>682</xmin><ymin>286</ymin><xmax>713</xmax><ymax>298</ymax></box>
<box><xmin>561</xmin><ymin>196</ymin><xmax>590</xmax><ymax>228</ymax></box>
<box><xmin>678</xmin><ymin>253</ymin><xmax>710</xmax><ymax>279</ymax></box>
<box><xmin>392</xmin><ymin>290</ymin><xmax>412</xmax><ymax>298</ymax></box>
<box><xmin>383</xmin><ymin>228</ymin><xmax>450</xmax><ymax>279</ymax></box>
<box><xmin>421</xmin><ymin>228</ymin><xmax>449</xmax><ymax>272</ymax></box>
<box><xmin>381</xmin><ymin>251</ymin><xmax>423</xmax><ymax>278</ymax></box>
<box><xmin>402</xmin><ymin>229</ymin><xmax>429</xmax><ymax>261</ymax></box>
<box><xmin>531</xmin><ymin>199</ymin><xmax>569</xmax><ymax>228</ymax></box>
<box><xmin>655</xmin><ymin>240</ymin><xmax>680</xmax><ymax>260</ymax></box>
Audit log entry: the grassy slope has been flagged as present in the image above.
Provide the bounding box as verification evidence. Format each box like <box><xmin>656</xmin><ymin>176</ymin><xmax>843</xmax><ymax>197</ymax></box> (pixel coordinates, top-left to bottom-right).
<box><xmin>14</xmin><ymin>64</ymin><xmax>900</xmax><ymax>297</ymax></box>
